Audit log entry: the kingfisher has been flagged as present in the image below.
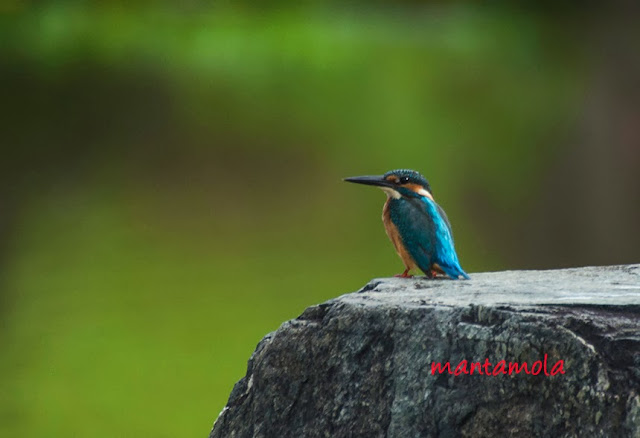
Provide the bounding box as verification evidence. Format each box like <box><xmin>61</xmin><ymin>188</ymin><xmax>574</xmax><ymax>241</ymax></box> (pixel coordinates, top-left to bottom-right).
<box><xmin>344</xmin><ymin>169</ymin><xmax>469</xmax><ymax>280</ymax></box>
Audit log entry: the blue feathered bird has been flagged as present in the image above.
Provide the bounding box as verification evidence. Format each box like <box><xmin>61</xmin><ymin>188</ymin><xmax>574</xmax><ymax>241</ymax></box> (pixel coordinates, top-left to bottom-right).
<box><xmin>344</xmin><ymin>169</ymin><xmax>469</xmax><ymax>280</ymax></box>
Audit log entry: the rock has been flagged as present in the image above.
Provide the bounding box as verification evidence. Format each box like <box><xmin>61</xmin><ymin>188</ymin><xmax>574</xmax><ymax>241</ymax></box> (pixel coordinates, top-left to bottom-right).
<box><xmin>210</xmin><ymin>264</ymin><xmax>640</xmax><ymax>438</ymax></box>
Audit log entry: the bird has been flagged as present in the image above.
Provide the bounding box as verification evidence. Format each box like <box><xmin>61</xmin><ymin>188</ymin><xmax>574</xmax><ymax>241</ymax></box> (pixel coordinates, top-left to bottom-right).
<box><xmin>344</xmin><ymin>169</ymin><xmax>469</xmax><ymax>280</ymax></box>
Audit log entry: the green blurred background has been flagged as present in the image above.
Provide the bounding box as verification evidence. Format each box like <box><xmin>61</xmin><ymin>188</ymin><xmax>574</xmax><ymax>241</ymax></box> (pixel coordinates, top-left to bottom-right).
<box><xmin>1</xmin><ymin>1</ymin><xmax>639</xmax><ymax>437</ymax></box>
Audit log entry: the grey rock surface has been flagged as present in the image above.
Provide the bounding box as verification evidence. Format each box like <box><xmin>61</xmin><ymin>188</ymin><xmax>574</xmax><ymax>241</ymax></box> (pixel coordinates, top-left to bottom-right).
<box><xmin>210</xmin><ymin>264</ymin><xmax>640</xmax><ymax>438</ymax></box>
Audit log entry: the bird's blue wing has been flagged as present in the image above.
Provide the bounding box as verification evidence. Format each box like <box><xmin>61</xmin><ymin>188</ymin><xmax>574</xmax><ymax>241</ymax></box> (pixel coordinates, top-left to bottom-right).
<box><xmin>423</xmin><ymin>198</ymin><xmax>469</xmax><ymax>279</ymax></box>
<box><xmin>388</xmin><ymin>198</ymin><xmax>438</xmax><ymax>275</ymax></box>
<box><xmin>389</xmin><ymin>197</ymin><xmax>469</xmax><ymax>280</ymax></box>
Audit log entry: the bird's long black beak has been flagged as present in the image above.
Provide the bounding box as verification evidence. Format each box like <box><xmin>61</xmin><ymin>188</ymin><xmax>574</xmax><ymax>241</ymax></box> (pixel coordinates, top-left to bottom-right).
<box><xmin>343</xmin><ymin>175</ymin><xmax>392</xmax><ymax>188</ymax></box>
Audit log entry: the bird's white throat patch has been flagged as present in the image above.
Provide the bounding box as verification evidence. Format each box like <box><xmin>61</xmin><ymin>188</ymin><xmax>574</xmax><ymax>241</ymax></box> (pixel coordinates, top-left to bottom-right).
<box><xmin>381</xmin><ymin>187</ymin><xmax>402</xmax><ymax>199</ymax></box>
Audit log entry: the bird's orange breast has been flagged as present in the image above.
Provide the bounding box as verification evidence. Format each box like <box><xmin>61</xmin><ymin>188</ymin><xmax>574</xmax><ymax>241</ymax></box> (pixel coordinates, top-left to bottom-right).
<box><xmin>382</xmin><ymin>199</ymin><xmax>417</xmax><ymax>270</ymax></box>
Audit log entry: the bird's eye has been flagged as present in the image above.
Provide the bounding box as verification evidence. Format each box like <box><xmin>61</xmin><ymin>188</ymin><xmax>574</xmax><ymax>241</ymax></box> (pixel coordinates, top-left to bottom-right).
<box><xmin>399</xmin><ymin>177</ymin><xmax>409</xmax><ymax>184</ymax></box>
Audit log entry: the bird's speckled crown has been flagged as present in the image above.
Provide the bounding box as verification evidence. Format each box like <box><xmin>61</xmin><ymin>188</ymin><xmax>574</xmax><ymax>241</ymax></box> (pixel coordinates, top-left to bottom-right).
<box><xmin>384</xmin><ymin>169</ymin><xmax>432</xmax><ymax>193</ymax></box>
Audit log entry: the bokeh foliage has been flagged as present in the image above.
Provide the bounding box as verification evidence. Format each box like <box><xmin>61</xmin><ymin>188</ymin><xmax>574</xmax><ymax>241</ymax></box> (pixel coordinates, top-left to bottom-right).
<box><xmin>1</xmin><ymin>2</ymin><xmax>638</xmax><ymax>437</ymax></box>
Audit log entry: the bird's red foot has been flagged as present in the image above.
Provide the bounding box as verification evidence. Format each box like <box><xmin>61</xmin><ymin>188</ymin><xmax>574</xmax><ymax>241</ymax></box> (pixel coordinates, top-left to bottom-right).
<box><xmin>394</xmin><ymin>269</ymin><xmax>413</xmax><ymax>278</ymax></box>
<box><xmin>431</xmin><ymin>270</ymin><xmax>439</xmax><ymax>278</ymax></box>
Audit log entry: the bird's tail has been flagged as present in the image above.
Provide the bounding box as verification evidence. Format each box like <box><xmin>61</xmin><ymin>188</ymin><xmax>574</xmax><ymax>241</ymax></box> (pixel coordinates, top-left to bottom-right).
<box><xmin>440</xmin><ymin>263</ymin><xmax>470</xmax><ymax>280</ymax></box>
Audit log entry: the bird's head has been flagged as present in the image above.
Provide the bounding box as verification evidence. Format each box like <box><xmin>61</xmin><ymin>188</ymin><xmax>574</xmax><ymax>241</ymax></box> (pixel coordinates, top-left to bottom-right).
<box><xmin>344</xmin><ymin>169</ymin><xmax>433</xmax><ymax>200</ymax></box>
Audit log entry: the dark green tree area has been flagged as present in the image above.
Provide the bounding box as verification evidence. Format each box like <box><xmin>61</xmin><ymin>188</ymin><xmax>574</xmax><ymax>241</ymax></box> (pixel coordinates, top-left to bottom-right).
<box><xmin>1</xmin><ymin>2</ymin><xmax>638</xmax><ymax>437</ymax></box>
